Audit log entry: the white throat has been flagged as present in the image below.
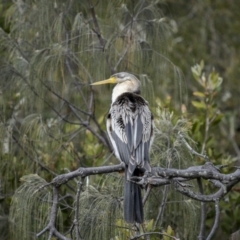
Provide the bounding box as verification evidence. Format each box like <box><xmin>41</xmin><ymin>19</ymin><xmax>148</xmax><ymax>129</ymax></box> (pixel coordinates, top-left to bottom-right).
<box><xmin>111</xmin><ymin>80</ymin><xmax>140</xmax><ymax>103</ymax></box>
<box><xmin>112</xmin><ymin>84</ymin><xmax>127</xmax><ymax>103</ymax></box>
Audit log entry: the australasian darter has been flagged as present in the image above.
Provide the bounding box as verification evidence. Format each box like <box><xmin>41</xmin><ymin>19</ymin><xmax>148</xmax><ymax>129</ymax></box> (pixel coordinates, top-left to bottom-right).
<box><xmin>91</xmin><ymin>72</ymin><xmax>154</xmax><ymax>223</ymax></box>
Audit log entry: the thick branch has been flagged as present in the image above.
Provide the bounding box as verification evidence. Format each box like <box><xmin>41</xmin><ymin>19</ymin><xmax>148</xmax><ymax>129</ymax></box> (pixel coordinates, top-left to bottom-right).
<box><xmin>36</xmin><ymin>161</ymin><xmax>240</xmax><ymax>240</ymax></box>
<box><xmin>154</xmin><ymin>163</ymin><xmax>240</xmax><ymax>183</ymax></box>
<box><xmin>51</xmin><ymin>163</ymin><xmax>125</xmax><ymax>187</ymax></box>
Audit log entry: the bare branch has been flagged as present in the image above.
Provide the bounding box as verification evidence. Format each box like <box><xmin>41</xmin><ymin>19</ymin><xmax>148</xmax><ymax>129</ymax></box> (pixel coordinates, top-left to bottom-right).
<box><xmin>142</xmin><ymin>184</ymin><xmax>152</xmax><ymax>206</ymax></box>
<box><xmin>197</xmin><ymin>178</ymin><xmax>206</xmax><ymax>240</ymax></box>
<box><xmin>154</xmin><ymin>163</ymin><xmax>240</xmax><ymax>183</ymax></box>
<box><xmin>206</xmin><ymin>199</ymin><xmax>220</xmax><ymax>240</ymax></box>
<box><xmin>130</xmin><ymin>231</ymin><xmax>179</xmax><ymax>240</ymax></box>
<box><xmin>51</xmin><ymin>163</ymin><xmax>125</xmax><ymax>187</ymax></box>
<box><xmin>113</xmin><ymin>43</ymin><xmax>130</xmax><ymax>72</ymax></box>
<box><xmin>88</xmin><ymin>0</ymin><xmax>115</xmax><ymax>74</ymax></box>
<box><xmin>154</xmin><ymin>184</ymin><xmax>169</xmax><ymax>229</ymax></box>
<box><xmin>12</xmin><ymin>134</ymin><xmax>56</xmax><ymax>176</ymax></box>
<box><xmin>36</xmin><ymin>159</ymin><xmax>240</xmax><ymax>239</ymax></box>
<box><xmin>174</xmin><ymin>179</ymin><xmax>225</xmax><ymax>202</ymax></box>
<box><xmin>36</xmin><ymin>187</ymin><xmax>70</xmax><ymax>240</ymax></box>
<box><xmin>72</xmin><ymin>178</ymin><xmax>84</xmax><ymax>240</ymax></box>
<box><xmin>38</xmin><ymin>73</ymin><xmax>111</xmax><ymax>149</ymax></box>
<box><xmin>179</xmin><ymin>132</ymin><xmax>209</xmax><ymax>161</ymax></box>
<box><xmin>68</xmin><ymin>104</ymin><xmax>111</xmax><ymax>148</ymax></box>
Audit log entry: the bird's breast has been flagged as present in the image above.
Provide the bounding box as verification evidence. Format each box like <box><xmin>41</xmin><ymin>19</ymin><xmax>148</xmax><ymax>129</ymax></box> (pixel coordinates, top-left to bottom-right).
<box><xmin>113</xmin><ymin>92</ymin><xmax>146</xmax><ymax>112</ymax></box>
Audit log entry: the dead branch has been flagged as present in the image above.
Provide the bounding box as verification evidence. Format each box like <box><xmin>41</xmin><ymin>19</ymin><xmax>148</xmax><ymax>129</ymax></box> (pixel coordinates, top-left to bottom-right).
<box><xmin>36</xmin><ymin>160</ymin><xmax>240</xmax><ymax>239</ymax></box>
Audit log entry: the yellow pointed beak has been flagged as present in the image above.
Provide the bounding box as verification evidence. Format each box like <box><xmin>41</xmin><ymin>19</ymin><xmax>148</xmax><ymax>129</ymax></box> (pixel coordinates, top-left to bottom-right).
<box><xmin>91</xmin><ymin>77</ymin><xmax>117</xmax><ymax>85</ymax></box>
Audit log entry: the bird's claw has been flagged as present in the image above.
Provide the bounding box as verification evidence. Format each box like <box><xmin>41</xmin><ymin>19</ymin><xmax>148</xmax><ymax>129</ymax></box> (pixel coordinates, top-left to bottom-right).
<box><xmin>130</xmin><ymin>171</ymin><xmax>152</xmax><ymax>187</ymax></box>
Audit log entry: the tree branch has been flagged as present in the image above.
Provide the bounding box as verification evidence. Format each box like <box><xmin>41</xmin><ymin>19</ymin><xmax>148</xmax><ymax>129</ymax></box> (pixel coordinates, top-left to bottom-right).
<box><xmin>36</xmin><ymin>187</ymin><xmax>70</xmax><ymax>240</ymax></box>
<box><xmin>72</xmin><ymin>178</ymin><xmax>84</xmax><ymax>240</ymax></box>
<box><xmin>88</xmin><ymin>0</ymin><xmax>115</xmax><ymax>74</ymax></box>
<box><xmin>206</xmin><ymin>199</ymin><xmax>220</xmax><ymax>240</ymax></box>
<box><xmin>130</xmin><ymin>231</ymin><xmax>179</xmax><ymax>240</ymax></box>
<box><xmin>37</xmin><ymin>160</ymin><xmax>240</xmax><ymax>240</ymax></box>
<box><xmin>51</xmin><ymin>163</ymin><xmax>125</xmax><ymax>187</ymax></box>
<box><xmin>197</xmin><ymin>178</ymin><xmax>206</xmax><ymax>240</ymax></box>
<box><xmin>154</xmin><ymin>163</ymin><xmax>240</xmax><ymax>183</ymax></box>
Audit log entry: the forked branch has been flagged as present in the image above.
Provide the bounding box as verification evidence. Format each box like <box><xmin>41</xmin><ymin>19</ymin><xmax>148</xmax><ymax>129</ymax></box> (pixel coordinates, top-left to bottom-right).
<box><xmin>36</xmin><ymin>159</ymin><xmax>240</xmax><ymax>239</ymax></box>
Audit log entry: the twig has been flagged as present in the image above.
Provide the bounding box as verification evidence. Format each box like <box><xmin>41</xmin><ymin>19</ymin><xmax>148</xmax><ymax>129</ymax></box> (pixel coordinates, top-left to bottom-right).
<box><xmin>113</xmin><ymin>43</ymin><xmax>130</xmax><ymax>72</ymax></box>
<box><xmin>68</xmin><ymin>104</ymin><xmax>110</xmax><ymax>148</ymax></box>
<box><xmin>34</xmin><ymin>157</ymin><xmax>240</xmax><ymax>239</ymax></box>
<box><xmin>9</xmin><ymin>65</ymin><xmax>81</xmax><ymax>126</ymax></box>
<box><xmin>1</xmin><ymin>29</ymin><xmax>30</xmax><ymax>63</ymax></box>
<box><xmin>73</xmin><ymin>178</ymin><xmax>85</xmax><ymax>240</ymax></box>
<box><xmin>142</xmin><ymin>184</ymin><xmax>152</xmax><ymax>206</ymax></box>
<box><xmin>154</xmin><ymin>185</ymin><xmax>169</xmax><ymax>229</ymax></box>
<box><xmin>201</xmin><ymin>94</ymin><xmax>210</xmax><ymax>155</ymax></box>
<box><xmin>206</xmin><ymin>199</ymin><xmax>220</xmax><ymax>240</ymax></box>
<box><xmin>39</xmin><ymin>76</ymin><xmax>111</xmax><ymax>149</ymax></box>
<box><xmin>88</xmin><ymin>0</ymin><xmax>115</xmax><ymax>74</ymax></box>
<box><xmin>220</xmin><ymin>123</ymin><xmax>240</xmax><ymax>161</ymax></box>
<box><xmin>130</xmin><ymin>231</ymin><xmax>179</xmax><ymax>240</ymax></box>
<box><xmin>35</xmin><ymin>160</ymin><xmax>240</xmax><ymax>239</ymax></box>
<box><xmin>174</xmin><ymin>179</ymin><xmax>225</xmax><ymax>202</ymax></box>
<box><xmin>178</xmin><ymin>132</ymin><xmax>209</xmax><ymax>161</ymax></box>
<box><xmin>40</xmin><ymin>77</ymin><xmax>91</xmax><ymax>117</ymax></box>
<box><xmin>36</xmin><ymin>187</ymin><xmax>70</xmax><ymax>240</ymax></box>
<box><xmin>197</xmin><ymin>178</ymin><xmax>206</xmax><ymax>240</ymax></box>
<box><xmin>12</xmin><ymin>134</ymin><xmax>56</xmax><ymax>176</ymax></box>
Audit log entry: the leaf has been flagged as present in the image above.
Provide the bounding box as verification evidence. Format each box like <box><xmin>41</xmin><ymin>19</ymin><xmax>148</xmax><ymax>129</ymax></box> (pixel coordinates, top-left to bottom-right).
<box><xmin>211</xmin><ymin>113</ymin><xmax>223</xmax><ymax>126</ymax></box>
<box><xmin>191</xmin><ymin>101</ymin><xmax>206</xmax><ymax>109</ymax></box>
<box><xmin>208</xmin><ymin>70</ymin><xmax>223</xmax><ymax>90</ymax></box>
<box><xmin>146</xmin><ymin>219</ymin><xmax>154</xmax><ymax>231</ymax></box>
<box><xmin>163</xmin><ymin>233</ymin><xmax>170</xmax><ymax>240</ymax></box>
<box><xmin>191</xmin><ymin>66</ymin><xmax>200</xmax><ymax>81</ymax></box>
<box><xmin>166</xmin><ymin>225</ymin><xmax>174</xmax><ymax>235</ymax></box>
<box><xmin>193</xmin><ymin>91</ymin><xmax>205</xmax><ymax>98</ymax></box>
<box><xmin>200</xmin><ymin>59</ymin><xmax>204</xmax><ymax>69</ymax></box>
<box><xmin>191</xmin><ymin>61</ymin><xmax>204</xmax><ymax>83</ymax></box>
<box><xmin>163</xmin><ymin>225</ymin><xmax>174</xmax><ymax>240</ymax></box>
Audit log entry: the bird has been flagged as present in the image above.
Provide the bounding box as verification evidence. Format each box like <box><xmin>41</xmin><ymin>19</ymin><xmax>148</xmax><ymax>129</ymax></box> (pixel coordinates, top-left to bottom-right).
<box><xmin>91</xmin><ymin>72</ymin><xmax>154</xmax><ymax>223</ymax></box>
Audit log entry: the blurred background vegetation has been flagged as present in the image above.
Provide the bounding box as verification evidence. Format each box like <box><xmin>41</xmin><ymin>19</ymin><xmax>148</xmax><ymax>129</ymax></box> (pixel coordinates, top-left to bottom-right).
<box><xmin>0</xmin><ymin>0</ymin><xmax>240</xmax><ymax>239</ymax></box>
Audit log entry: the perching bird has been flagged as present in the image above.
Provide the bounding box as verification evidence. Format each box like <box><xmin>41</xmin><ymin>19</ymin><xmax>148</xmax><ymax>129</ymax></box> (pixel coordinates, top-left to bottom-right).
<box><xmin>91</xmin><ymin>72</ymin><xmax>154</xmax><ymax>223</ymax></box>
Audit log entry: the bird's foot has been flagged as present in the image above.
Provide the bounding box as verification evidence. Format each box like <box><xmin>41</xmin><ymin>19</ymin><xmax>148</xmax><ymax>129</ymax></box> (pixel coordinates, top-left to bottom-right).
<box><xmin>131</xmin><ymin>171</ymin><xmax>152</xmax><ymax>187</ymax></box>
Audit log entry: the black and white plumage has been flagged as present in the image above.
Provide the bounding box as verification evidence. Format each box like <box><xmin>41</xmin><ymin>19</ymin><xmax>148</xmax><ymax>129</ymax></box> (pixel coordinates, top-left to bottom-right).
<box><xmin>91</xmin><ymin>72</ymin><xmax>154</xmax><ymax>223</ymax></box>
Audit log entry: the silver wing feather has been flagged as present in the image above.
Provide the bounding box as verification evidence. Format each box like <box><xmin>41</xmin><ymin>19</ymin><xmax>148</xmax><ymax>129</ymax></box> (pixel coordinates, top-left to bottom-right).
<box><xmin>107</xmin><ymin>93</ymin><xmax>154</xmax><ymax>180</ymax></box>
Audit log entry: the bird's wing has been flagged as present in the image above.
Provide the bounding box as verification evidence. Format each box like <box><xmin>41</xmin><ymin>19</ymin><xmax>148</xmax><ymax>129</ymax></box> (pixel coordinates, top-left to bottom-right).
<box><xmin>107</xmin><ymin>94</ymin><xmax>154</xmax><ymax>178</ymax></box>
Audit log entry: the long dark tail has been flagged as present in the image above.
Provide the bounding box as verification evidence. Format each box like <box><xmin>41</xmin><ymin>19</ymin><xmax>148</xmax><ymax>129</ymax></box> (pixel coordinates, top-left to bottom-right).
<box><xmin>124</xmin><ymin>168</ymin><xmax>143</xmax><ymax>223</ymax></box>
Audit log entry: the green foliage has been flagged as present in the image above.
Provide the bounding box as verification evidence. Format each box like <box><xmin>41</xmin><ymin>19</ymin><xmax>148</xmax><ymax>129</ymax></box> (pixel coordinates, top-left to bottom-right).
<box><xmin>75</xmin><ymin>174</ymin><xmax>123</xmax><ymax>240</ymax></box>
<box><xmin>152</xmin><ymin>103</ymin><xmax>193</xmax><ymax>168</ymax></box>
<box><xmin>163</xmin><ymin>225</ymin><xmax>175</xmax><ymax>240</ymax></box>
<box><xmin>190</xmin><ymin>61</ymin><xmax>224</xmax><ymax>159</ymax></box>
<box><xmin>149</xmin><ymin>106</ymin><xmax>200</xmax><ymax>239</ymax></box>
<box><xmin>189</xmin><ymin>62</ymin><xmax>240</xmax><ymax>238</ymax></box>
<box><xmin>9</xmin><ymin>174</ymin><xmax>63</xmax><ymax>240</ymax></box>
<box><xmin>0</xmin><ymin>0</ymin><xmax>239</xmax><ymax>239</ymax></box>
